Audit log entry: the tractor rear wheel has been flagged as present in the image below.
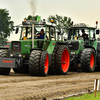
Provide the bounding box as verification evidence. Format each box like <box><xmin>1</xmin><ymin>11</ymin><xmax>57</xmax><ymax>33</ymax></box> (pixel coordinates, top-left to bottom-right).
<box><xmin>56</xmin><ymin>45</ymin><xmax>70</xmax><ymax>75</ymax></box>
<box><xmin>80</xmin><ymin>48</ymin><xmax>96</xmax><ymax>72</ymax></box>
<box><xmin>29</xmin><ymin>50</ymin><xmax>49</xmax><ymax>76</ymax></box>
<box><xmin>0</xmin><ymin>49</ymin><xmax>11</xmax><ymax>75</ymax></box>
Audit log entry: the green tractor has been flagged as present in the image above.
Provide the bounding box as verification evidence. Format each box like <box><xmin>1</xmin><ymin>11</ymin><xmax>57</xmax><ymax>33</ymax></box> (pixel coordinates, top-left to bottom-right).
<box><xmin>0</xmin><ymin>16</ymin><xmax>70</xmax><ymax>76</ymax></box>
<box><xmin>64</xmin><ymin>22</ymin><xmax>100</xmax><ymax>72</ymax></box>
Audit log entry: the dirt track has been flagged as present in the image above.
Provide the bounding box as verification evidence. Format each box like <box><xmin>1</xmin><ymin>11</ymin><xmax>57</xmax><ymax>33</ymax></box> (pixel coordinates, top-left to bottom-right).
<box><xmin>0</xmin><ymin>69</ymin><xmax>100</xmax><ymax>100</ymax></box>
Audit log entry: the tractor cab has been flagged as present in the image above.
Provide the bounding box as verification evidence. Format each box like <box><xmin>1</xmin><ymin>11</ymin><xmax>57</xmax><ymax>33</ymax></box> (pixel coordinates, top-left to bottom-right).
<box><xmin>62</xmin><ymin>23</ymin><xmax>99</xmax><ymax>54</ymax></box>
<box><xmin>33</xmin><ymin>24</ymin><xmax>56</xmax><ymax>50</ymax></box>
<box><xmin>67</xmin><ymin>23</ymin><xmax>97</xmax><ymax>46</ymax></box>
<box><xmin>63</xmin><ymin>22</ymin><xmax>100</xmax><ymax>72</ymax></box>
<box><xmin>16</xmin><ymin>21</ymin><xmax>57</xmax><ymax>51</ymax></box>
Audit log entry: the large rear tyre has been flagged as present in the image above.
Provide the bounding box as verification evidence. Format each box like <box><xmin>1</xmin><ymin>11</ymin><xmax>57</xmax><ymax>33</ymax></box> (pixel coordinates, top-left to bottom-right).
<box><xmin>80</xmin><ymin>48</ymin><xmax>96</xmax><ymax>72</ymax></box>
<box><xmin>29</xmin><ymin>50</ymin><xmax>49</xmax><ymax>76</ymax></box>
<box><xmin>56</xmin><ymin>45</ymin><xmax>70</xmax><ymax>75</ymax></box>
<box><xmin>0</xmin><ymin>49</ymin><xmax>11</xmax><ymax>75</ymax></box>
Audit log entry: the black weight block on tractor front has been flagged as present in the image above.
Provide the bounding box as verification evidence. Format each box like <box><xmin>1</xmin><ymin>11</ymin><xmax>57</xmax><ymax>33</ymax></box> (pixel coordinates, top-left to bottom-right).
<box><xmin>0</xmin><ymin>58</ymin><xmax>16</xmax><ymax>68</ymax></box>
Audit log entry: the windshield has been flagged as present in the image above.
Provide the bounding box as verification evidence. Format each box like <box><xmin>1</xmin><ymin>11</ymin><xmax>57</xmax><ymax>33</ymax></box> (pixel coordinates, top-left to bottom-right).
<box><xmin>20</xmin><ymin>24</ymin><xmax>56</xmax><ymax>41</ymax></box>
<box><xmin>21</xmin><ymin>27</ymin><xmax>32</xmax><ymax>40</ymax></box>
<box><xmin>21</xmin><ymin>25</ymin><xmax>47</xmax><ymax>40</ymax></box>
<box><xmin>68</xmin><ymin>28</ymin><xmax>95</xmax><ymax>40</ymax></box>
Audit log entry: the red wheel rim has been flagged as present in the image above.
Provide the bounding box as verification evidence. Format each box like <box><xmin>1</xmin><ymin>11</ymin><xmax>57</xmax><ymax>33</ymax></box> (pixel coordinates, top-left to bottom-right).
<box><xmin>61</xmin><ymin>49</ymin><xmax>70</xmax><ymax>72</ymax></box>
<box><xmin>90</xmin><ymin>53</ymin><xmax>94</xmax><ymax>68</ymax></box>
<box><xmin>44</xmin><ymin>54</ymin><xmax>49</xmax><ymax>74</ymax></box>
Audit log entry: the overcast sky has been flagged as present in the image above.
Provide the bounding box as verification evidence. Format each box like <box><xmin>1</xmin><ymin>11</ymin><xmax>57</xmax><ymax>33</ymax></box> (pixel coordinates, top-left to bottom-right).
<box><xmin>0</xmin><ymin>0</ymin><xmax>100</xmax><ymax>40</ymax></box>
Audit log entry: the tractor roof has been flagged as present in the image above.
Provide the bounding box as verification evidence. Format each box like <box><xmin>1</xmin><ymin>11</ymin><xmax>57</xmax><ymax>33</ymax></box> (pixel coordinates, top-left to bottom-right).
<box><xmin>22</xmin><ymin>19</ymin><xmax>55</xmax><ymax>27</ymax></box>
<box><xmin>68</xmin><ymin>27</ymin><xmax>96</xmax><ymax>30</ymax></box>
<box><xmin>15</xmin><ymin>20</ymin><xmax>55</xmax><ymax>28</ymax></box>
<box><xmin>20</xmin><ymin>23</ymin><xmax>55</xmax><ymax>28</ymax></box>
<box><xmin>68</xmin><ymin>23</ymin><xmax>96</xmax><ymax>30</ymax></box>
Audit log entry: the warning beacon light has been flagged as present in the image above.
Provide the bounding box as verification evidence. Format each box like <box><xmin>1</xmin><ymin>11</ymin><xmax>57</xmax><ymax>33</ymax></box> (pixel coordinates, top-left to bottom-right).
<box><xmin>96</xmin><ymin>21</ymin><xmax>98</xmax><ymax>28</ymax></box>
<box><xmin>51</xmin><ymin>20</ymin><xmax>54</xmax><ymax>23</ymax></box>
<box><xmin>96</xmin><ymin>21</ymin><xmax>98</xmax><ymax>25</ymax></box>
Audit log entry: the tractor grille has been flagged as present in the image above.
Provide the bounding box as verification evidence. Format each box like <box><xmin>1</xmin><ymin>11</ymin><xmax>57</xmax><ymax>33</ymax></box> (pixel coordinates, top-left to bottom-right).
<box><xmin>12</xmin><ymin>41</ymin><xmax>21</xmax><ymax>52</ymax></box>
<box><xmin>66</xmin><ymin>41</ymin><xmax>79</xmax><ymax>50</ymax></box>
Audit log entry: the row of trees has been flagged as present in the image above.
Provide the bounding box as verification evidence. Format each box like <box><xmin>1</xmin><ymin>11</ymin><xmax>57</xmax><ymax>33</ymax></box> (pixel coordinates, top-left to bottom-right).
<box><xmin>0</xmin><ymin>9</ymin><xmax>14</xmax><ymax>44</ymax></box>
<box><xmin>48</xmin><ymin>14</ymin><xmax>72</xmax><ymax>32</ymax></box>
<box><xmin>0</xmin><ymin>8</ymin><xmax>72</xmax><ymax>44</ymax></box>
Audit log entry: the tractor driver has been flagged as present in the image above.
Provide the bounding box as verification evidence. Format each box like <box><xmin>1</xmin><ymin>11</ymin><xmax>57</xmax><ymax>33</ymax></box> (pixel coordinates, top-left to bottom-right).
<box><xmin>81</xmin><ymin>29</ymin><xmax>88</xmax><ymax>39</ymax></box>
<box><xmin>35</xmin><ymin>29</ymin><xmax>48</xmax><ymax>39</ymax></box>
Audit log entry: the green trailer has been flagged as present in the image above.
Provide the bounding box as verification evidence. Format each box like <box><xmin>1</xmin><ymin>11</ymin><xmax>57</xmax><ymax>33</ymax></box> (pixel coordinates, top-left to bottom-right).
<box><xmin>0</xmin><ymin>17</ymin><xmax>70</xmax><ymax>76</ymax></box>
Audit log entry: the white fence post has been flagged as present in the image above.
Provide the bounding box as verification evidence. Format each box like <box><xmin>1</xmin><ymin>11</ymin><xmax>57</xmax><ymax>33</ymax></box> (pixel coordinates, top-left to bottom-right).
<box><xmin>94</xmin><ymin>79</ymin><xmax>99</xmax><ymax>97</ymax></box>
<box><xmin>94</xmin><ymin>79</ymin><xmax>99</xmax><ymax>90</ymax></box>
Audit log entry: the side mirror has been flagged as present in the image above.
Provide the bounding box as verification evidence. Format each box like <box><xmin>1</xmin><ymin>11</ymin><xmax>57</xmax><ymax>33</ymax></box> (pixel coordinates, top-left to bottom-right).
<box><xmin>15</xmin><ymin>27</ymin><xmax>19</xmax><ymax>34</ymax></box>
<box><xmin>96</xmin><ymin>30</ymin><xmax>99</xmax><ymax>34</ymax></box>
<box><xmin>58</xmin><ymin>31</ymin><xmax>61</xmax><ymax>35</ymax></box>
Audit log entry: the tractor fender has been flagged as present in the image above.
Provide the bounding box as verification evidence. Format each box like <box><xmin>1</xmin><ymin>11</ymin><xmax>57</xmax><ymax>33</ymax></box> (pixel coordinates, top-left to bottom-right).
<box><xmin>84</xmin><ymin>46</ymin><xmax>95</xmax><ymax>52</ymax></box>
<box><xmin>56</xmin><ymin>42</ymin><xmax>66</xmax><ymax>46</ymax></box>
<box><xmin>55</xmin><ymin>42</ymin><xmax>68</xmax><ymax>49</ymax></box>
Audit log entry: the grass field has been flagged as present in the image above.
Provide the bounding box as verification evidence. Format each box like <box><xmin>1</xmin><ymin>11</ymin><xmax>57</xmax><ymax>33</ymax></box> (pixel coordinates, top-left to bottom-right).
<box><xmin>64</xmin><ymin>91</ymin><xmax>100</xmax><ymax>100</ymax></box>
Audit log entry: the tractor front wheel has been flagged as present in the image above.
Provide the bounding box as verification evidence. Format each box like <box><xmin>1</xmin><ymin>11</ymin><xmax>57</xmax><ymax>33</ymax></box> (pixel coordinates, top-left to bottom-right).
<box><xmin>80</xmin><ymin>48</ymin><xmax>96</xmax><ymax>72</ymax></box>
<box><xmin>29</xmin><ymin>50</ymin><xmax>49</xmax><ymax>76</ymax></box>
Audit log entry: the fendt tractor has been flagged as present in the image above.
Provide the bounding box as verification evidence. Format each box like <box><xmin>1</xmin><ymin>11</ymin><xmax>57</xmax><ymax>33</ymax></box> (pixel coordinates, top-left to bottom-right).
<box><xmin>64</xmin><ymin>22</ymin><xmax>100</xmax><ymax>72</ymax></box>
<box><xmin>0</xmin><ymin>16</ymin><xmax>70</xmax><ymax>76</ymax></box>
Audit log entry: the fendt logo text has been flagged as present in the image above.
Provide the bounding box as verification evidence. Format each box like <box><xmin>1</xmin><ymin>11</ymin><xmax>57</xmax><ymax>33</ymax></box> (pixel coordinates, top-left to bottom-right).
<box><xmin>2</xmin><ymin>60</ymin><xmax>13</xmax><ymax>63</ymax></box>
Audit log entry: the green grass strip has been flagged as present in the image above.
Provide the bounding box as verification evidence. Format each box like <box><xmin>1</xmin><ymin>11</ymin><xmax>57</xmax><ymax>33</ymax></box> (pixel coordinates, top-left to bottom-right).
<box><xmin>64</xmin><ymin>91</ymin><xmax>100</xmax><ymax>100</ymax></box>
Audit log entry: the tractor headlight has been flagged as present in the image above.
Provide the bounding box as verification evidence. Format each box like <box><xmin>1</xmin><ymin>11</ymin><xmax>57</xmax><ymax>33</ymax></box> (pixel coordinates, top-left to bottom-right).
<box><xmin>71</xmin><ymin>52</ymin><xmax>75</xmax><ymax>54</ymax></box>
<box><xmin>10</xmin><ymin>54</ymin><xmax>13</xmax><ymax>57</ymax></box>
<box><xmin>19</xmin><ymin>54</ymin><xmax>22</xmax><ymax>57</ymax></box>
